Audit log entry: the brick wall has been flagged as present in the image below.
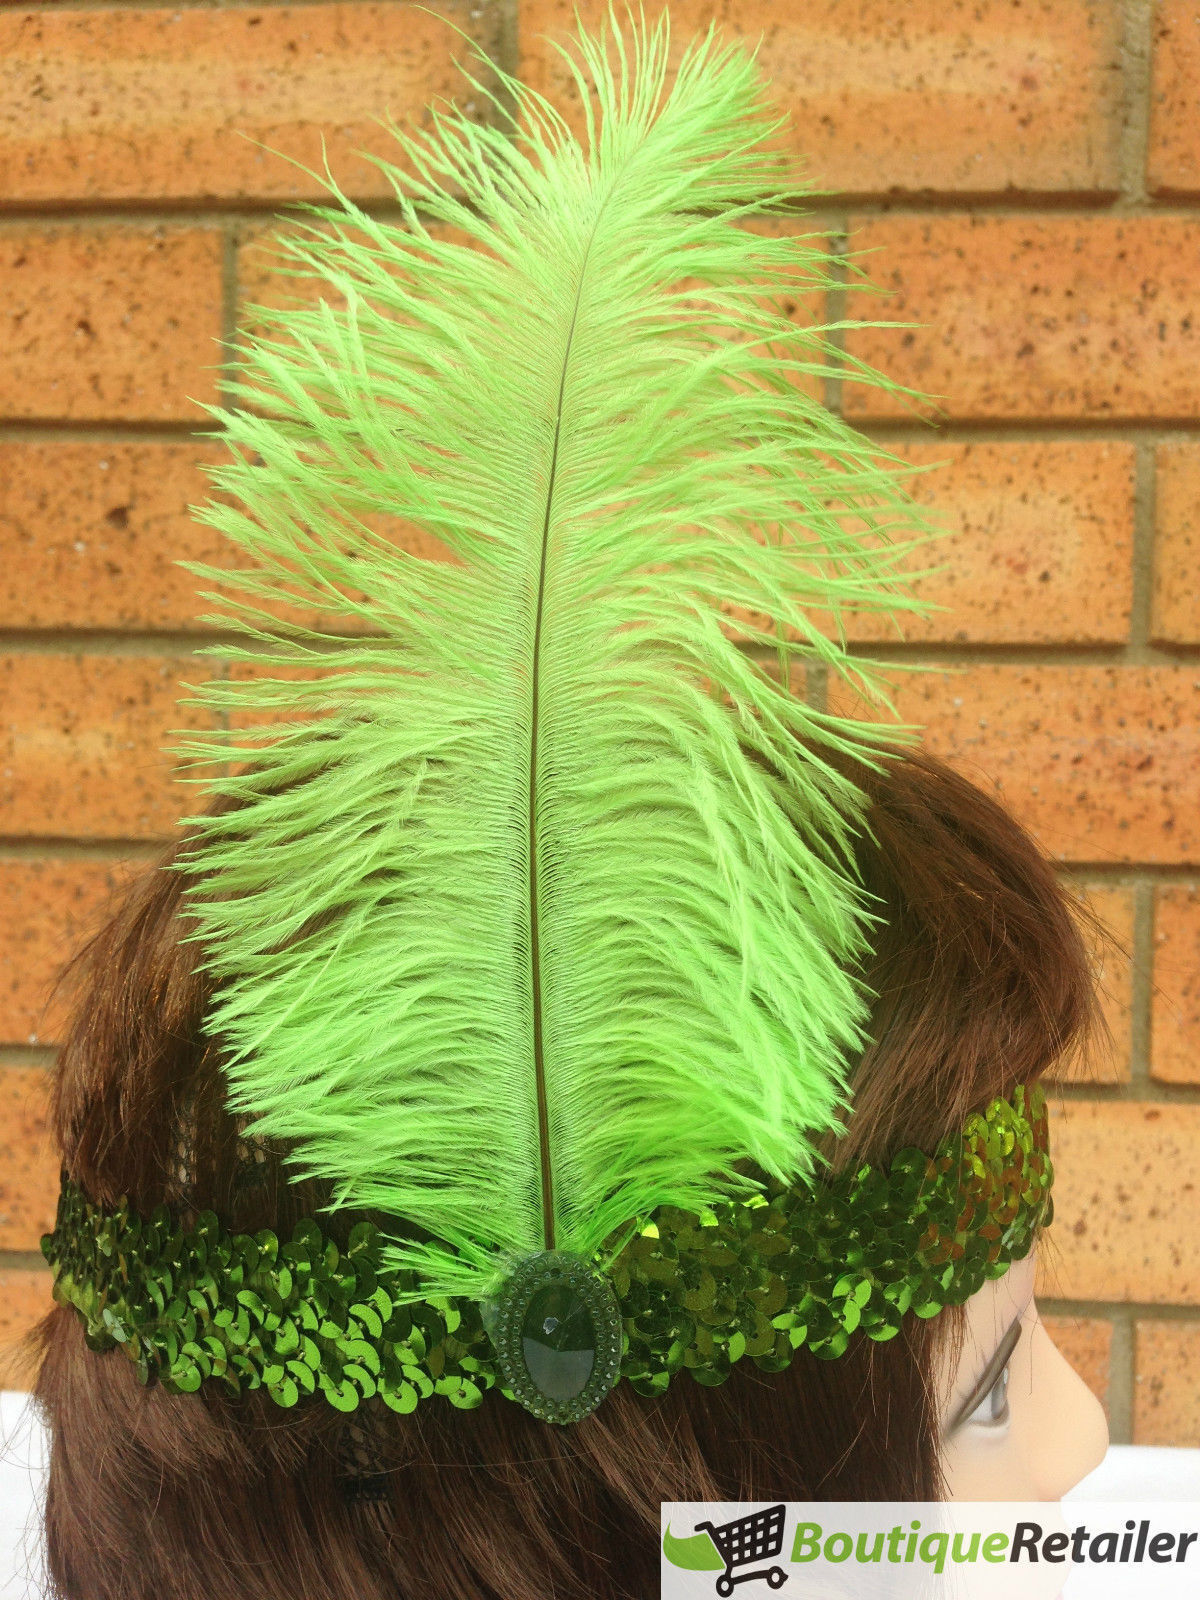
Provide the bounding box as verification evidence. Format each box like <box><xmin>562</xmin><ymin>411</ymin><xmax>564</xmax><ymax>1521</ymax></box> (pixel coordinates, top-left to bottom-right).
<box><xmin>0</xmin><ymin>1</ymin><xmax>1196</xmax><ymax>1447</ymax></box>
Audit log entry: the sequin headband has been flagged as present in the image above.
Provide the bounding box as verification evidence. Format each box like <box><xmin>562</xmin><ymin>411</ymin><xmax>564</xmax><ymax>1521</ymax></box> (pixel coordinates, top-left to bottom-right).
<box><xmin>41</xmin><ymin>1081</ymin><xmax>1051</xmax><ymax>1425</ymax></box>
<box><xmin>42</xmin><ymin>9</ymin><xmax>1048</xmax><ymax>1431</ymax></box>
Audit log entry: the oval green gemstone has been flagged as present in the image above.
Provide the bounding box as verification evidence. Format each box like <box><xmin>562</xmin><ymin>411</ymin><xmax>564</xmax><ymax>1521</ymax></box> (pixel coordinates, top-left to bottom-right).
<box><xmin>520</xmin><ymin>1282</ymin><xmax>596</xmax><ymax>1403</ymax></box>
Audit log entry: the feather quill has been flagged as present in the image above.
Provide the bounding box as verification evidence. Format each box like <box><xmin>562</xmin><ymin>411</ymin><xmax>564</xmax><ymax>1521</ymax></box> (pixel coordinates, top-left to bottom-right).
<box><xmin>168</xmin><ymin>0</ymin><xmax>945</xmax><ymax>1302</ymax></box>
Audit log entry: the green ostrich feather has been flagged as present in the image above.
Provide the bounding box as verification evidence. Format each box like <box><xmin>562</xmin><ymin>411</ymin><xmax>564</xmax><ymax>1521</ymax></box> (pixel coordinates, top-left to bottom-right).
<box><xmin>167</xmin><ymin>0</ymin><xmax>947</xmax><ymax>1305</ymax></box>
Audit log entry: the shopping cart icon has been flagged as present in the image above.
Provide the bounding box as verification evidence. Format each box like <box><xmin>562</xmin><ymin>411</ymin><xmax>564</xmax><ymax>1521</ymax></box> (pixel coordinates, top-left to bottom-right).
<box><xmin>693</xmin><ymin>1504</ymin><xmax>788</xmax><ymax>1595</ymax></box>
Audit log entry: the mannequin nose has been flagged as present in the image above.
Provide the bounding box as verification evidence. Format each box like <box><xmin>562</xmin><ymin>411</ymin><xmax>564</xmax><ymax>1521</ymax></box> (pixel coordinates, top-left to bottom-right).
<box><xmin>1029</xmin><ymin>1323</ymin><xmax>1110</xmax><ymax>1500</ymax></box>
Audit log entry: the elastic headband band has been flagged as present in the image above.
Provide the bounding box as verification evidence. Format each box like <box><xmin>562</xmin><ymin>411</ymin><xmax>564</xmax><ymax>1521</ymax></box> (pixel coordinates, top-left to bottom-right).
<box><xmin>42</xmin><ymin>1081</ymin><xmax>1051</xmax><ymax>1424</ymax></box>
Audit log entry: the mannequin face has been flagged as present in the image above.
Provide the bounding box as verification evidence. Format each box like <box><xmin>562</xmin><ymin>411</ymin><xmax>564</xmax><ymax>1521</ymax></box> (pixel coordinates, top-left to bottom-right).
<box><xmin>936</xmin><ymin>1246</ymin><xmax>1109</xmax><ymax>1500</ymax></box>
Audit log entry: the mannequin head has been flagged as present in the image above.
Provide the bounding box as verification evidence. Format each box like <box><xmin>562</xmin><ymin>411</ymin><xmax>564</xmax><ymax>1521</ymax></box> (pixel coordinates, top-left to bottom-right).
<box><xmin>938</xmin><ymin>1246</ymin><xmax>1109</xmax><ymax>1500</ymax></box>
<box><xmin>27</xmin><ymin>745</ymin><xmax>1108</xmax><ymax>1600</ymax></box>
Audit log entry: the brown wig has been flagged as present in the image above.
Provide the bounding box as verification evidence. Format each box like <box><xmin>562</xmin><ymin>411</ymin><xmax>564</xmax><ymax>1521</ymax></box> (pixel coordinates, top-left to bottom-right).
<box><xmin>22</xmin><ymin>745</ymin><xmax>1102</xmax><ymax>1600</ymax></box>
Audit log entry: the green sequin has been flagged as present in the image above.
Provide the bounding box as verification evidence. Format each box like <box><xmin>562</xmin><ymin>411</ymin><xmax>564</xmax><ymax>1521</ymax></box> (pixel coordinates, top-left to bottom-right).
<box><xmin>41</xmin><ymin>1082</ymin><xmax>1052</xmax><ymax>1420</ymax></box>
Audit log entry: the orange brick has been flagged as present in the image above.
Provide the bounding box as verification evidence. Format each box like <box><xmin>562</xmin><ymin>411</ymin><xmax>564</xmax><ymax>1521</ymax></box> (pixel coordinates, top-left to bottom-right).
<box><xmin>0</xmin><ymin>3</ymin><xmax>494</xmax><ymax>203</ymax></box>
<box><xmin>828</xmin><ymin>441</ymin><xmax>1134</xmax><ymax>645</ymax></box>
<box><xmin>0</xmin><ymin>859</ymin><xmax>143</xmax><ymax>1047</ymax></box>
<box><xmin>0</xmin><ymin>655</ymin><xmax>217</xmax><ymax>841</ymax></box>
<box><xmin>1148</xmin><ymin>0</ymin><xmax>1200</xmax><ymax>197</ymax></box>
<box><xmin>1040</xmin><ymin>1313</ymin><xmax>1112</xmax><ymax>1417</ymax></box>
<box><xmin>1133</xmin><ymin>1320</ymin><xmax>1200</xmax><ymax>1446</ymax></box>
<box><xmin>828</xmin><ymin>665</ymin><xmax>1200</xmax><ymax>864</ymax></box>
<box><xmin>0</xmin><ymin>442</ymin><xmax>231</xmax><ymax>630</ymax></box>
<box><xmin>0</xmin><ymin>437</ymin><xmax>466</xmax><ymax>634</ymax></box>
<box><xmin>1151</xmin><ymin>886</ymin><xmax>1200</xmax><ymax>1086</ymax></box>
<box><xmin>1035</xmin><ymin>1099</ymin><xmax>1200</xmax><ymax>1304</ymax></box>
<box><xmin>0</xmin><ymin>227</ymin><xmax>222</xmax><ymax>423</ymax></box>
<box><xmin>1049</xmin><ymin>883</ymin><xmax>1133</xmax><ymax>1085</ymax></box>
<box><xmin>841</xmin><ymin>215</ymin><xmax>1200</xmax><ymax>421</ymax></box>
<box><xmin>519</xmin><ymin>0</ymin><xmax>1123</xmax><ymax>195</ymax></box>
<box><xmin>1153</xmin><ymin>443</ymin><xmax>1200</xmax><ymax>646</ymax></box>
<box><xmin>0</xmin><ymin>1268</ymin><xmax>53</xmax><ymax>1390</ymax></box>
<box><xmin>0</xmin><ymin>1067</ymin><xmax>58</xmax><ymax>1253</ymax></box>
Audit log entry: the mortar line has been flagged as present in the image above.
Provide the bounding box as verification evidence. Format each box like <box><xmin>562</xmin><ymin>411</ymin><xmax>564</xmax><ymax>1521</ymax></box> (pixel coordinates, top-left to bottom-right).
<box><xmin>0</xmin><ymin>839</ymin><xmax>163</xmax><ymax>862</ymax></box>
<box><xmin>0</xmin><ymin>198</ymin><xmax>461</xmax><ymax>229</ymax></box>
<box><xmin>217</xmin><ymin>214</ymin><xmax>239</xmax><ymax>416</ymax></box>
<box><xmin>0</xmin><ymin>1048</ymin><xmax>58</xmax><ymax>1070</ymax></box>
<box><xmin>1059</xmin><ymin>865</ymin><xmax>1200</xmax><ymax>887</ymax></box>
<box><xmin>18</xmin><ymin>193</ymin><xmax>1200</xmax><ymax>224</ymax></box>
<box><xmin>1129</xmin><ymin>879</ymin><xmax>1156</xmax><ymax>1090</ymax></box>
<box><xmin>4</xmin><ymin>633</ymin><xmax>1199</xmax><ymax>663</ymax></box>
<box><xmin>1129</xmin><ymin>441</ymin><xmax>1157</xmax><ymax>652</ymax></box>
<box><xmin>749</xmin><ymin>638</ymin><xmax>1196</xmax><ymax>664</ymax></box>
<box><xmin>1108</xmin><ymin>1307</ymin><xmax>1136</xmax><ymax>1445</ymax></box>
<box><xmin>0</xmin><ymin>632</ymin><xmax>245</xmax><ymax>655</ymax></box>
<box><xmin>1117</xmin><ymin>0</ymin><xmax>1155</xmax><ymax>211</ymax></box>
<box><xmin>1039</xmin><ymin>1298</ymin><xmax>1200</xmax><ymax>1323</ymax></box>
<box><xmin>842</xmin><ymin>417</ymin><xmax>1200</xmax><ymax>441</ymax></box>
<box><xmin>7</xmin><ymin>420</ymin><xmax>1200</xmax><ymax>446</ymax></box>
<box><xmin>0</xmin><ymin>1252</ymin><xmax>51</xmax><ymax>1272</ymax></box>
<box><xmin>10</xmin><ymin>0</ymin><xmax>388</xmax><ymax>11</ymax></box>
<box><xmin>822</xmin><ymin>213</ymin><xmax>848</xmax><ymax>422</ymax></box>
<box><xmin>498</xmin><ymin>0</ymin><xmax>520</xmax><ymax>91</ymax></box>
<box><xmin>1048</xmin><ymin>1079</ymin><xmax>1200</xmax><ymax>1104</ymax></box>
<box><xmin>2</xmin><ymin>838</ymin><xmax>1194</xmax><ymax>884</ymax></box>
